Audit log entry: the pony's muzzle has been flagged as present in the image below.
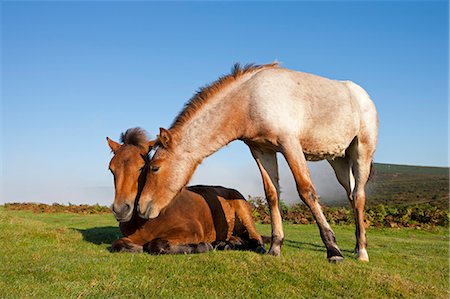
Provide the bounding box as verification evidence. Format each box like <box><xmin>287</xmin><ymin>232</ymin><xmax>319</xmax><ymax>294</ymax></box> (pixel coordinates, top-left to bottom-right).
<box><xmin>138</xmin><ymin>199</ymin><xmax>160</xmax><ymax>219</ymax></box>
<box><xmin>112</xmin><ymin>202</ymin><xmax>132</xmax><ymax>222</ymax></box>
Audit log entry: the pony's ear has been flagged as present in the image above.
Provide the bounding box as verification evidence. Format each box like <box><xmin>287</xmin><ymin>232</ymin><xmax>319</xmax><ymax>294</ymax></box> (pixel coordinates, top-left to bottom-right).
<box><xmin>145</xmin><ymin>139</ymin><xmax>156</xmax><ymax>153</ymax></box>
<box><xmin>157</xmin><ymin>128</ymin><xmax>172</xmax><ymax>148</ymax></box>
<box><xmin>107</xmin><ymin>137</ymin><xmax>121</xmax><ymax>153</ymax></box>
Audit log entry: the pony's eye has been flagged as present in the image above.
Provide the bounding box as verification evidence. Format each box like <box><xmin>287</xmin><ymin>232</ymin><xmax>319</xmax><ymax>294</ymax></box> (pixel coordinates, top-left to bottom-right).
<box><xmin>150</xmin><ymin>165</ymin><xmax>160</xmax><ymax>173</ymax></box>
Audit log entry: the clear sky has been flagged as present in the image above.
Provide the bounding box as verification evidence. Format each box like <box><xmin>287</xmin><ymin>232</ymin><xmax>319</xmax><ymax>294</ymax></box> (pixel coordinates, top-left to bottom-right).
<box><xmin>1</xmin><ymin>1</ymin><xmax>448</xmax><ymax>206</ymax></box>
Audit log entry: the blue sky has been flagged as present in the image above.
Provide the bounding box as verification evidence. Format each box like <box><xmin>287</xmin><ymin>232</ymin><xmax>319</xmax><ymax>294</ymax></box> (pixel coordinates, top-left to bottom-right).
<box><xmin>1</xmin><ymin>1</ymin><xmax>448</xmax><ymax>205</ymax></box>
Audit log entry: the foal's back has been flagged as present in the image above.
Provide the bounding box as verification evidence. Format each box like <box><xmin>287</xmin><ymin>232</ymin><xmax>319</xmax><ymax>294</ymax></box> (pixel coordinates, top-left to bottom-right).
<box><xmin>187</xmin><ymin>185</ymin><xmax>261</xmax><ymax>242</ymax></box>
<box><xmin>243</xmin><ymin>68</ymin><xmax>377</xmax><ymax>160</ymax></box>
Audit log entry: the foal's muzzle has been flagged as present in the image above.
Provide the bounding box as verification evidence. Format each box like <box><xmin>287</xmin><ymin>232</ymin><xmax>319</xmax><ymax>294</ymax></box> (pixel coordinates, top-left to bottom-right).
<box><xmin>112</xmin><ymin>202</ymin><xmax>132</xmax><ymax>222</ymax></box>
<box><xmin>138</xmin><ymin>199</ymin><xmax>160</xmax><ymax>219</ymax></box>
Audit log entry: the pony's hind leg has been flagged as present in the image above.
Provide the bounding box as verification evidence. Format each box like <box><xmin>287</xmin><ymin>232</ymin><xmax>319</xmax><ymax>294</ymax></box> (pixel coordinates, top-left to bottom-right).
<box><xmin>144</xmin><ymin>239</ymin><xmax>213</xmax><ymax>255</ymax></box>
<box><xmin>346</xmin><ymin>139</ymin><xmax>375</xmax><ymax>262</ymax></box>
<box><xmin>329</xmin><ymin>157</ymin><xmax>362</xmax><ymax>256</ymax></box>
<box><xmin>248</xmin><ymin>145</ymin><xmax>283</xmax><ymax>256</ymax></box>
<box><xmin>111</xmin><ymin>237</ymin><xmax>143</xmax><ymax>253</ymax></box>
<box><xmin>327</xmin><ymin>157</ymin><xmax>355</xmax><ymax>201</ymax></box>
<box><xmin>281</xmin><ymin>140</ymin><xmax>343</xmax><ymax>262</ymax></box>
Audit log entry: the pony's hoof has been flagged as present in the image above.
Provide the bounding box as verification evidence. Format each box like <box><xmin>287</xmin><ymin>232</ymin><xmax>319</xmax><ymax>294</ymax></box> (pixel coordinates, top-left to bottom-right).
<box><xmin>224</xmin><ymin>244</ymin><xmax>233</xmax><ymax>251</ymax></box>
<box><xmin>254</xmin><ymin>246</ymin><xmax>266</xmax><ymax>254</ymax></box>
<box><xmin>196</xmin><ymin>242</ymin><xmax>213</xmax><ymax>253</ymax></box>
<box><xmin>356</xmin><ymin>249</ymin><xmax>369</xmax><ymax>262</ymax></box>
<box><xmin>328</xmin><ymin>256</ymin><xmax>344</xmax><ymax>263</ymax></box>
<box><xmin>213</xmin><ymin>241</ymin><xmax>233</xmax><ymax>251</ymax></box>
<box><xmin>268</xmin><ymin>247</ymin><xmax>281</xmax><ymax>256</ymax></box>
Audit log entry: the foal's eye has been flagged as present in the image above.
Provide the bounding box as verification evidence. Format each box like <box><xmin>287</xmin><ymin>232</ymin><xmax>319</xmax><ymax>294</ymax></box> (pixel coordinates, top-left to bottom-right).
<box><xmin>150</xmin><ymin>165</ymin><xmax>160</xmax><ymax>173</ymax></box>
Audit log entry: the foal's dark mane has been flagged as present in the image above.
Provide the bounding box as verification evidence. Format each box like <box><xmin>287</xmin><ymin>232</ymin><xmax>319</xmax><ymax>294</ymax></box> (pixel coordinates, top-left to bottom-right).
<box><xmin>170</xmin><ymin>62</ymin><xmax>279</xmax><ymax>132</ymax></box>
<box><xmin>120</xmin><ymin>127</ymin><xmax>149</xmax><ymax>147</ymax></box>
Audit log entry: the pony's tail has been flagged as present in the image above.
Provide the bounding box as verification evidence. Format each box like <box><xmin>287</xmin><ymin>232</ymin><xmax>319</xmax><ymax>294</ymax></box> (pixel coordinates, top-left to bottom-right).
<box><xmin>368</xmin><ymin>161</ymin><xmax>375</xmax><ymax>181</ymax></box>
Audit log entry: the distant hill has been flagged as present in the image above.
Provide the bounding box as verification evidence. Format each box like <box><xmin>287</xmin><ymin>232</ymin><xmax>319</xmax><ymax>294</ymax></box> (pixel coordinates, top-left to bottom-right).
<box><xmin>366</xmin><ymin>163</ymin><xmax>448</xmax><ymax>209</ymax></box>
<box><xmin>373</xmin><ymin>163</ymin><xmax>449</xmax><ymax>176</ymax></box>
<box><xmin>323</xmin><ymin>163</ymin><xmax>448</xmax><ymax>209</ymax></box>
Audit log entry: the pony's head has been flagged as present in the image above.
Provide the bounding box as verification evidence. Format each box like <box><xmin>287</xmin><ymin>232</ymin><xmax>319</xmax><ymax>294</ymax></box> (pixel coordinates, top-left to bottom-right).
<box><xmin>107</xmin><ymin>128</ymin><xmax>155</xmax><ymax>222</ymax></box>
<box><xmin>138</xmin><ymin>128</ymin><xmax>196</xmax><ymax>219</ymax></box>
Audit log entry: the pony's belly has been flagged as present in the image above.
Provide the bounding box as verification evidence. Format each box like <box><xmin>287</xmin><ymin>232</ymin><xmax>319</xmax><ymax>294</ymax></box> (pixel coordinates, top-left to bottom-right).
<box><xmin>303</xmin><ymin>148</ymin><xmax>346</xmax><ymax>161</ymax></box>
<box><xmin>299</xmin><ymin>115</ymin><xmax>358</xmax><ymax>161</ymax></box>
<box><xmin>300</xmin><ymin>137</ymin><xmax>350</xmax><ymax>161</ymax></box>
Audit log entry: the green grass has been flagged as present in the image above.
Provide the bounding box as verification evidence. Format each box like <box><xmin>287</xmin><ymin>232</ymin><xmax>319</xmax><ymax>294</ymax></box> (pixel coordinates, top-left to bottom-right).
<box><xmin>1</xmin><ymin>207</ymin><xmax>448</xmax><ymax>298</ymax></box>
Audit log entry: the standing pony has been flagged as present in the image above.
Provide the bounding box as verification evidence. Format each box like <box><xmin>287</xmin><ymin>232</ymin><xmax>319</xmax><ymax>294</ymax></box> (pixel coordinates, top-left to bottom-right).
<box><xmin>138</xmin><ymin>63</ymin><xmax>378</xmax><ymax>262</ymax></box>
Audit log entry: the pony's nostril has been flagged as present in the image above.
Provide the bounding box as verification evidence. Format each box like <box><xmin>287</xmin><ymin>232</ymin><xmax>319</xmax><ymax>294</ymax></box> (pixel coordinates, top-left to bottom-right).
<box><xmin>112</xmin><ymin>203</ymin><xmax>131</xmax><ymax>218</ymax></box>
<box><xmin>112</xmin><ymin>205</ymin><xmax>119</xmax><ymax>215</ymax></box>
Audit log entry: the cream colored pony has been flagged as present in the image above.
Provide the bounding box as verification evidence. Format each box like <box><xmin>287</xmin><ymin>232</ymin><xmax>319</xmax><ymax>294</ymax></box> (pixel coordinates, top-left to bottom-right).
<box><xmin>139</xmin><ymin>63</ymin><xmax>378</xmax><ymax>262</ymax></box>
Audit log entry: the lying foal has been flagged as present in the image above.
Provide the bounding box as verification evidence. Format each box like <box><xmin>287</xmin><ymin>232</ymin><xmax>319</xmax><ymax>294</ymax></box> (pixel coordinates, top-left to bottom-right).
<box><xmin>107</xmin><ymin>127</ymin><xmax>265</xmax><ymax>254</ymax></box>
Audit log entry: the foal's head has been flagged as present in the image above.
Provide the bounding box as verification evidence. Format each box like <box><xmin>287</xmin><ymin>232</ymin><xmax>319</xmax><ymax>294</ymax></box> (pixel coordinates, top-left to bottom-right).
<box><xmin>138</xmin><ymin>128</ymin><xmax>196</xmax><ymax>219</ymax></box>
<box><xmin>107</xmin><ymin>128</ymin><xmax>155</xmax><ymax>222</ymax></box>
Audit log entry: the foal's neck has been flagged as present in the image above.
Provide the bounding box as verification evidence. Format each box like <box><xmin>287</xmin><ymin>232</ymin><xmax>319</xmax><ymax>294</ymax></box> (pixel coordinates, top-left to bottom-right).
<box><xmin>171</xmin><ymin>86</ymin><xmax>247</xmax><ymax>163</ymax></box>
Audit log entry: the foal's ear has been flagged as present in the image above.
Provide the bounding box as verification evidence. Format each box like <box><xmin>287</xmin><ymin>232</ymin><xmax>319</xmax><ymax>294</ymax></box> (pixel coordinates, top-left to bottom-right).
<box><xmin>158</xmin><ymin>128</ymin><xmax>172</xmax><ymax>148</ymax></box>
<box><xmin>145</xmin><ymin>139</ymin><xmax>156</xmax><ymax>153</ymax></box>
<box><xmin>106</xmin><ymin>137</ymin><xmax>121</xmax><ymax>153</ymax></box>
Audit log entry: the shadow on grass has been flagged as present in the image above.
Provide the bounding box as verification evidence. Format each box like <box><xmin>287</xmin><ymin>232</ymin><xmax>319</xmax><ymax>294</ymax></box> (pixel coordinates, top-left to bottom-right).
<box><xmin>74</xmin><ymin>226</ymin><xmax>121</xmax><ymax>245</ymax></box>
<box><xmin>284</xmin><ymin>239</ymin><xmax>353</xmax><ymax>254</ymax></box>
<box><xmin>74</xmin><ymin>227</ymin><xmax>354</xmax><ymax>255</ymax></box>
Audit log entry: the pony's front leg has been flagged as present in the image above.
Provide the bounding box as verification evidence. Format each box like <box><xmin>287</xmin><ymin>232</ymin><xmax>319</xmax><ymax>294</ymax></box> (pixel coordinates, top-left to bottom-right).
<box><xmin>248</xmin><ymin>146</ymin><xmax>283</xmax><ymax>256</ymax></box>
<box><xmin>281</xmin><ymin>140</ymin><xmax>343</xmax><ymax>263</ymax></box>
<box><xmin>111</xmin><ymin>237</ymin><xmax>143</xmax><ymax>253</ymax></box>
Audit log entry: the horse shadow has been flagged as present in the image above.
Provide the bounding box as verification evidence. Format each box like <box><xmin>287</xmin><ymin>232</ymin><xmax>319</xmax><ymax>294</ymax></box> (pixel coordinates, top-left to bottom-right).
<box><xmin>284</xmin><ymin>239</ymin><xmax>353</xmax><ymax>254</ymax></box>
<box><xmin>74</xmin><ymin>226</ymin><xmax>354</xmax><ymax>255</ymax></box>
<box><xmin>74</xmin><ymin>226</ymin><xmax>121</xmax><ymax>245</ymax></box>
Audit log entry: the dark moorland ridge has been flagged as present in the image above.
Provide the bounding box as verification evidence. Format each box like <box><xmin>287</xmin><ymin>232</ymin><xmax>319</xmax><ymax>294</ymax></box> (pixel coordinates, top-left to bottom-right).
<box><xmin>315</xmin><ymin>163</ymin><xmax>448</xmax><ymax>209</ymax></box>
<box><xmin>365</xmin><ymin>163</ymin><xmax>448</xmax><ymax>209</ymax></box>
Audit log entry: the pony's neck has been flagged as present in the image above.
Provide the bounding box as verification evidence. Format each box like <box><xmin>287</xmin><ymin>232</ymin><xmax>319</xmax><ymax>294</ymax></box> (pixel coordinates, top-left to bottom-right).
<box><xmin>170</xmin><ymin>86</ymin><xmax>247</xmax><ymax>164</ymax></box>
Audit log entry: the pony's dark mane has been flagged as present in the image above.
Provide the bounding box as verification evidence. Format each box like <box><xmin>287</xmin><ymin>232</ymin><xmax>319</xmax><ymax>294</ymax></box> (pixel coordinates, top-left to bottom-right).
<box><xmin>120</xmin><ymin>127</ymin><xmax>149</xmax><ymax>147</ymax></box>
<box><xmin>170</xmin><ymin>62</ymin><xmax>279</xmax><ymax>131</ymax></box>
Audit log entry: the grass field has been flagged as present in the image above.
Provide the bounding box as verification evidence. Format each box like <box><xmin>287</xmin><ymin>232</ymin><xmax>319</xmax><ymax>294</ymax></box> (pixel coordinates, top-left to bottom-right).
<box><xmin>1</xmin><ymin>207</ymin><xmax>448</xmax><ymax>298</ymax></box>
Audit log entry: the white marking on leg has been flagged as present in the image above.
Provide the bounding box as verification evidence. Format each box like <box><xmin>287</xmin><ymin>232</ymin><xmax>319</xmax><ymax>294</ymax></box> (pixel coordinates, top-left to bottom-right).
<box><xmin>357</xmin><ymin>248</ymin><xmax>369</xmax><ymax>262</ymax></box>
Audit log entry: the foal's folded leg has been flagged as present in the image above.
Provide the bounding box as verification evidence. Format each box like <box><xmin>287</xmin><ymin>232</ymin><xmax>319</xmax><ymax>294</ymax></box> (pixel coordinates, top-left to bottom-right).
<box><xmin>144</xmin><ymin>238</ymin><xmax>213</xmax><ymax>255</ymax></box>
<box><xmin>212</xmin><ymin>240</ymin><xmax>238</xmax><ymax>251</ymax></box>
<box><xmin>110</xmin><ymin>238</ymin><xmax>143</xmax><ymax>253</ymax></box>
<box><xmin>213</xmin><ymin>236</ymin><xmax>266</xmax><ymax>254</ymax></box>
